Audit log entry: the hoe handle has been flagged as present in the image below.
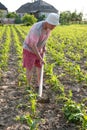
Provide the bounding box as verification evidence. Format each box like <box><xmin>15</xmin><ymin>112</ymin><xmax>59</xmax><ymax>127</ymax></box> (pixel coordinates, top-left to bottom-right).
<box><xmin>38</xmin><ymin>53</ymin><xmax>45</xmax><ymax>97</ymax></box>
<box><xmin>38</xmin><ymin>64</ymin><xmax>44</xmax><ymax>97</ymax></box>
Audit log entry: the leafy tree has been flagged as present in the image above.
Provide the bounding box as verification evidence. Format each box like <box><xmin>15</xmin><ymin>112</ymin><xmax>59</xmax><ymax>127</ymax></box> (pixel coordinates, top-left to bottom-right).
<box><xmin>59</xmin><ymin>11</ymin><xmax>71</xmax><ymax>25</ymax></box>
<box><xmin>71</xmin><ymin>11</ymin><xmax>83</xmax><ymax>23</ymax></box>
<box><xmin>60</xmin><ymin>11</ymin><xmax>83</xmax><ymax>25</ymax></box>
<box><xmin>71</xmin><ymin>11</ymin><xmax>77</xmax><ymax>22</ymax></box>
<box><xmin>6</xmin><ymin>12</ymin><xmax>17</xmax><ymax>18</ymax></box>
<box><xmin>22</xmin><ymin>14</ymin><xmax>37</xmax><ymax>25</ymax></box>
<box><xmin>77</xmin><ymin>12</ymin><xmax>83</xmax><ymax>21</ymax></box>
<box><xmin>38</xmin><ymin>14</ymin><xmax>46</xmax><ymax>21</ymax></box>
<box><xmin>6</xmin><ymin>12</ymin><xmax>22</xmax><ymax>24</ymax></box>
<box><xmin>15</xmin><ymin>15</ymin><xmax>22</xmax><ymax>24</ymax></box>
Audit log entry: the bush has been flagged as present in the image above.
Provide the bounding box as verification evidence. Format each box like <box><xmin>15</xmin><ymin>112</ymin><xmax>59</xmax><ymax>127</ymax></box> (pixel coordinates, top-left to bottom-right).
<box><xmin>22</xmin><ymin>14</ymin><xmax>37</xmax><ymax>25</ymax></box>
<box><xmin>15</xmin><ymin>16</ymin><xmax>22</xmax><ymax>24</ymax></box>
<box><xmin>38</xmin><ymin>15</ymin><xmax>46</xmax><ymax>21</ymax></box>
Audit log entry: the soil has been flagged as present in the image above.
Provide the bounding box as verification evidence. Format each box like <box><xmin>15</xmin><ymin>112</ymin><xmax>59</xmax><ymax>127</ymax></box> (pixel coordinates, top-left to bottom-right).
<box><xmin>0</xmin><ymin>44</ymin><xmax>87</xmax><ymax>130</ymax></box>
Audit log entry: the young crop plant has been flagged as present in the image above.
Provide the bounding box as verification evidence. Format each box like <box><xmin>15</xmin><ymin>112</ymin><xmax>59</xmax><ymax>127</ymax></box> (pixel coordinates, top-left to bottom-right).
<box><xmin>63</xmin><ymin>99</ymin><xmax>87</xmax><ymax>129</ymax></box>
<box><xmin>45</xmin><ymin>62</ymin><xmax>64</xmax><ymax>94</ymax></box>
<box><xmin>16</xmin><ymin>89</ymin><xmax>39</xmax><ymax>130</ymax></box>
<box><xmin>66</xmin><ymin>51</ymin><xmax>81</xmax><ymax>61</ymax></box>
<box><xmin>0</xmin><ymin>26</ymin><xmax>6</xmax><ymax>41</ymax></box>
<box><xmin>55</xmin><ymin>79</ymin><xmax>87</xmax><ymax>129</ymax></box>
<box><xmin>47</xmin><ymin>39</ymin><xmax>65</xmax><ymax>66</ymax></box>
<box><xmin>11</xmin><ymin>26</ymin><xmax>27</xmax><ymax>86</ymax></box>
<box><xmin>15</xmin><ymin>114</ymin><xmax>40</xmax><ymax>130</ymax></box>
<box><xmin>45</xmin><ymin>63</ymin><xmax>55</xmax><ymax>77</ymax></box>
<box><xmin>0</xmin><ymin>26</ymin><xmax>11</xmax><ymax>70</ymax></box>
<box><xmin>26</xmin><ymin>89</ymin><xmax>37</xmax><ymax>115</ymax></box>
<box><xmin>63</xmin><ymin>62</ymin><xmax>85</xmax><ymax>83</ymax></box>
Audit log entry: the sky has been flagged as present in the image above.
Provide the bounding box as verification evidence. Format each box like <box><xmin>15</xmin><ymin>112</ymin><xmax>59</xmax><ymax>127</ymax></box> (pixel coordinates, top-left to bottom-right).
<box><xmin>0</xmin><ymin>0</ymin><xmax>87</xmax><ymax>15</ymax></box>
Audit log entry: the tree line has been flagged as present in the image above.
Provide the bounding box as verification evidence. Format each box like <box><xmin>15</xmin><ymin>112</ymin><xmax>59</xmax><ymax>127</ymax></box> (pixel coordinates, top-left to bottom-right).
<box><xmin>0</xmin><ymin>10</ymin><xmax>86</xmax><ymax>25</ymax></box>
<box><xmin>59</xmin><ymin>11</ymin><xmax>83</xmax><ymax>25</ymax></box>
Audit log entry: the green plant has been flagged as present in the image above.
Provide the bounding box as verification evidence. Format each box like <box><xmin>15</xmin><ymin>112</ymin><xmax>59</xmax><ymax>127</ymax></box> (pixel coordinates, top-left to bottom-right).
<box><xmin>26</xmin><ymin>90</ymin><xmax>37</xmax><ymax>115</ymax></box>
<box><xmin>63</xmin><ymin>100</ymin><xmax>84</xmax><ymax>123</ymax></box>
<box><xmin>22</xmin><ymin>14</ymin><xmax>37</xmax><ymax>25</ymax></box>
<box><xmin>16</xmin><ymin>90</ymin><xmax>39</xmax><ymax>130</ymax></box>
<box><xmin>15</xmin><ymin>114</ymin><xmax>40</xmax><ymax>130</ymax></box>
<box><xmin>63</xmin><ymin>99</ymin><xmax>87</xmax><ymax>129</ymax></box>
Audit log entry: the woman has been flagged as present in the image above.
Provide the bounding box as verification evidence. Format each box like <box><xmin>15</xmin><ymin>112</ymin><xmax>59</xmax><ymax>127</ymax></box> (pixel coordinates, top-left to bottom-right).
<box><xmin>23</xmin><ymin>13</ymin><xmax>59</xmax><ymax>88</ymax></box>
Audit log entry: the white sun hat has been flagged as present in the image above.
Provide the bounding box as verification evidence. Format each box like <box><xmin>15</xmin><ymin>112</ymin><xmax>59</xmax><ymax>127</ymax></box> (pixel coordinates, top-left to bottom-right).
<box><xmin>45</xmin><ymin>13</ymin><xmax>59</xmax><ymax>25</ymax></box>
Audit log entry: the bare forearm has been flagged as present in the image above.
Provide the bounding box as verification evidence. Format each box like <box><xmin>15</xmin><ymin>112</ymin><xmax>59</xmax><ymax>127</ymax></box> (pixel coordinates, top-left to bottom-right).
<box><xmin>33</xmin><ymin>46</ymin><xmax>43</xmax><ymax>60</ymax></box>
<box><xmin>28</xmin><ymin>44</ymin><xmax>43</xmax><ymax>61</ymax></box>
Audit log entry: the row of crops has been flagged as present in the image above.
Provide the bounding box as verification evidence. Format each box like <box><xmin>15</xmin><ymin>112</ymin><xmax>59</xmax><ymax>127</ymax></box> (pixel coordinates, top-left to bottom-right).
<box><xmin>0</xmin><ymin>24</ymin><xmax>87</xmax><ymax>129</ymax></box>
<box><xmin>46</xmin><ymin>25</ymin><xmax>87</xmax><ymax>129</ymax></box>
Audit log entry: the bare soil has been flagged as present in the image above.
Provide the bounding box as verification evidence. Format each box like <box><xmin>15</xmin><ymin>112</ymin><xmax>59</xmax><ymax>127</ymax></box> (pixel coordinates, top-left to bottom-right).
<box><xmin>0</xmin><ymin>44</ymin><xmax>87</xmax><ymax>130</ymax></box>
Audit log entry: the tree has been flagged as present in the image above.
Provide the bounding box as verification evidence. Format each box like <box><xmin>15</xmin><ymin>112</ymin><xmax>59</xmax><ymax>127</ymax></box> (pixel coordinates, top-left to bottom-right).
<box><xmin>60</xmin><ymin>11</ymin><xmax>71</xmax><ymax>25</ymax></box>
<box><xmin>77</xmin><ymin>12</ymin><xmax>83</xmax><ymax>21</ymax></box>
<box><xmin>38</xmin><ymin>15</ymin><xmax>46</xmax><ymax>21</ymax></box>
<box><xmin>6</xmin><ymin>12</ymin><xmax>17</xmax><ymax>18</ymax></box>
<box><xmin>22</xmin><ymin>14</ymin><xmax>37</xmax><ymax>25</ymax></box>
<box><xmin>71</xmin><ymin>11</ymin><xmax>77</xmax><ymax>22</ymax></box>
<box><xmin>6</xmin><ymin>12</ymin><xmax>22</xmax><ymax>24</ymax></box>
<box><xmin>15</xmin><ymin>15</ymin><xmax>22</xmax><ymax>24</ymax></box>
<box><xmin>60</xmin><ymin>11</ymin><xmax>83</xmax><ymax>25</ymax></box>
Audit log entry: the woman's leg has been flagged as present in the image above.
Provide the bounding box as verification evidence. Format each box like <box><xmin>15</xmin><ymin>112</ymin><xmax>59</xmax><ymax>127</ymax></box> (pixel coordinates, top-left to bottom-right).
<box><xmin>36</xmin><ymin>67</ymin><xmax>41</xmax><ymax>87</ymax></box>
<box><xmin>23</xmin><ymin>49</ymin><xmax>35</xmax><ymax>86</ymax></box>
<box><xmin>26</xmin><ymin>67</ymin><xmax>33</xmax><ymax>86</ymax></box>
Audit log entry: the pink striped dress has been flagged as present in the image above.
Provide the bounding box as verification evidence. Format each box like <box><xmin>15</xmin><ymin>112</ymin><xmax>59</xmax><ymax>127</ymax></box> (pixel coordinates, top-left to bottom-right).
<box><xmin>23</xmin><ymin>21</ymin><xmax>50</xmax><ymax>70</ymax></box>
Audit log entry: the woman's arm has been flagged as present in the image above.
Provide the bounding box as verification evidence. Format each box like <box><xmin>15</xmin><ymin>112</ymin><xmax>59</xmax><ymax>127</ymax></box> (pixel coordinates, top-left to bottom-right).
<box><xmin>27</xmin><ymin>43</ymin><xmax>45</xmax><ymax>64</ymax></box>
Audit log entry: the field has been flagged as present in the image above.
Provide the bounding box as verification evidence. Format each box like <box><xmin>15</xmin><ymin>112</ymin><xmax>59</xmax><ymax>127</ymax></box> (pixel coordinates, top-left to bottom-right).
<box><xmin>0</xmin><ymin>24</ymin><xmax>87</xmax><ymax>130</ymax></box>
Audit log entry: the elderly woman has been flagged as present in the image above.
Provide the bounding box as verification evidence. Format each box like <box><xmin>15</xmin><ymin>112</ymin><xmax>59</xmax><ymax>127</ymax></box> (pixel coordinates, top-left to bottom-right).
<box><xmin>23</xmin><ymin>13</ymin><xmax>59</xmax><ymax>88</ymax></box>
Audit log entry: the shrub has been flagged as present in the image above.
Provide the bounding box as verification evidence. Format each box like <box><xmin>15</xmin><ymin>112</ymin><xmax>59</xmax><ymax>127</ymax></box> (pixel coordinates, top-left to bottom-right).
<box><xmin>22</xmin><ymin>14</ymin><xmax>37</xmax><ymax>25</ymax></box>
